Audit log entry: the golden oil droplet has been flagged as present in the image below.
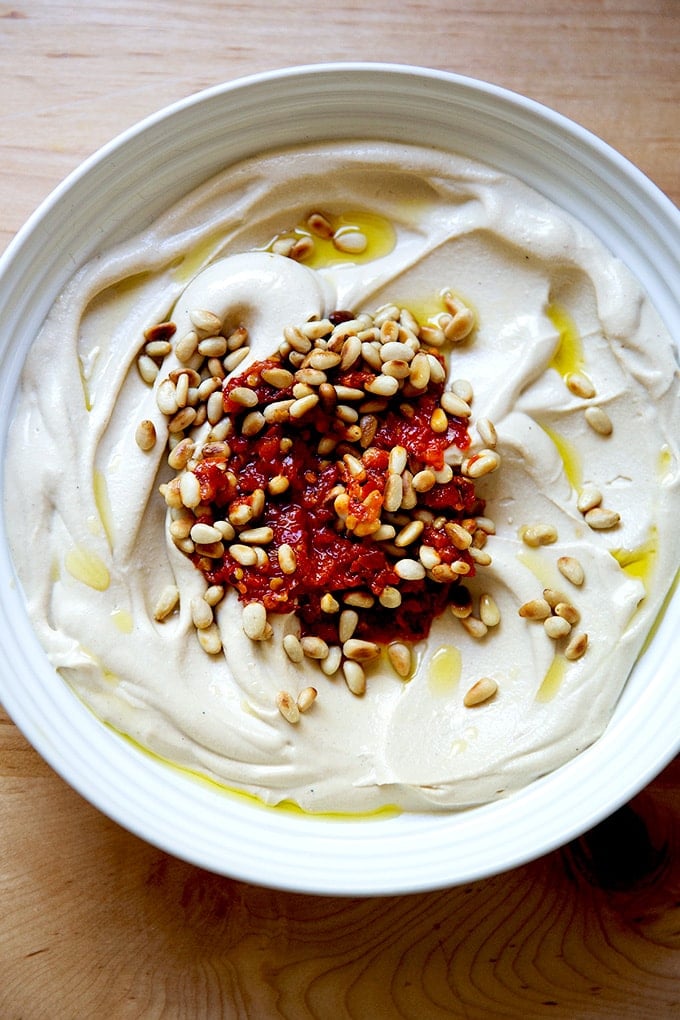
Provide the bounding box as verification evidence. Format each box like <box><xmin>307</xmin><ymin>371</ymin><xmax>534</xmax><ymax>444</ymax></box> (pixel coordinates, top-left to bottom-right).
<box><xmin>547</xmin><ymin>303</ymin><xmax>585</xmax><ymax>379</ymax></box>
<box><xmin>65</xmin><ymin>546</ymin><xmax>110</xmax><ymax>591</ymax></box>
<box><xmin>173</xmin><ymin>229</ymin><xmax>227</xmax><ymax>283</ymax></box>
<box><xmin>541</xmin><ymin>424</ymin><xmax>582</xmax><ymax>492</ymax></box>
<box><xmin>516</xmin><ymin>548</ymin><xmax>557</xmax><ymax>588</ymax></box>
<box><xmin>611</xmin><ymin>527</ymin><xmax>658</xmax><ymax>595</ymax></box>
<box><xmin>270</xmin><ymin>209</ymin><xmax>396</xmax><ymax>270</ymax></box>
<box><xmin>428</xmin><ymin>644</ymin><xmax>461</xmax><ymax>696</ymax></box>
<box><xmin>536</xmin><ymin>654</ymin><xmax>566</xmax><ymax>702</ymax></box>
<box><xmin>111</xmin><ymin>609</ymin><xmax>133</xmax><ymax>634</ymax></box>
<box><xmin>658</xmin><ymin>444</ymin><xmax>675</xmax><ymax>481</ymax></box>
<box><xmin>93</xmin><ymin>470</ymin><xmax>114</xmax><ymax>549</ymax></box>
<box><xmin>110</xmin><ymin>725</ymin><xmax>401</xmax><ymax>820</ymax></box>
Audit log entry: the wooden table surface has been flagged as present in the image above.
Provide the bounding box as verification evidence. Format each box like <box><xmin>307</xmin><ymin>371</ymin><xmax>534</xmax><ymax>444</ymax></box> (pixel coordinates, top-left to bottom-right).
<box><xmin>1</xmin><ymin>2</ymin><xmax>679</xmax><ymax>1017</ymax></box>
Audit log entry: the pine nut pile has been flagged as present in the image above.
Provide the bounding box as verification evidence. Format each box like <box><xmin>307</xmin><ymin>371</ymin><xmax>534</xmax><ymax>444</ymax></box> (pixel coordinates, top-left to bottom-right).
<box><xmin>138</xmin><ymin>283</ymin><xmax>511</xmax><ymax>718</ymax></box>
<box><xmin>137</xmin><ymin>253</ymin><xmax>604</xmax><ymax>722</ymax></box>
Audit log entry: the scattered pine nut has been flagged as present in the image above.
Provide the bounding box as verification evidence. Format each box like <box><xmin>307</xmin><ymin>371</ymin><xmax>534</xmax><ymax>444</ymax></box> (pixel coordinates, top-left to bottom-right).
<box><xmin>565</xmin><ymin>631</ymin><xmax>589</xmax><ymax>661</ymax></box>
<box><xmin>544</xmin><ymin>615</ymin><xmax>572</xmax><ymax>639</ymax></box>
<box><xmin>577</xmin><ymin>485</ymin><xmax>603</xmax><ymax>514</ymax></box>
<box><xmin>557</xmin><ymin>556</ymin><xmax>585</xmax><ymax>586</ymax></box>
<box><xmin>460</xmin><ymin>615</ymin><xmax>488</xmax><ymax>639</ymax></box>
<box><xmin>277</xmin><ymin>690</ymin><xmax>300</xmax><ymax>724</ymax></box>
<box><xmin>283</xmin><ymin>633</ymin><xmax>304</xmax><ymax>664</ymax></box>
<box><xmin>479</xmin><ymin>593</ymin><xmax>501</xmax><ymax>628</ymax></box>
<box><xmin>464</xmin><ymin>677</ymin><xmax>498</xmax><ymax>707</ymax></box>
<box><xmin>296</xmin><ymin>686</ymin><xmax>318</xmax><ymax>713</ymax></box>
<box><xmin>153</xmin><ymin>584</ymin><xmax>179</xmax><ymax>621</ymax></box>
<box><xmin>343</xmin><ymin>660</ymin><xmax>366</xmax><ymax>696</ymax></box>
<box><xmin>333</xmin><ymin>230</ymin><xmax>367</xmax><ymax>254</ymax></box>
<box><xmin>584</xmin><ymin>406</ymin><xmax>613</xmax><ymax>436</ymax></box>
<box><xmin>301</xmin><ymin>635</ymin><xmax>329</xmax><ymax>660</ymax></box>
<box><xmin>135</xmin><ymin>419</ymin><xmax>157</xmax><ymax>451</ymax></box>
<box><xmin>555</xmin><ymin>602</ymin><xmax>580</xmax><ymax>626</ymax></box>
<box><xmin>242</xmin><ymin>601</ymin><xmax>268</xmax><ymax>640</ymax></box>
<box><xmin>519</xmin><ymin>598</ymin><xmax>551</xmax><ymax>621</ymax></box>
<box><xmin>319</xmin><ymin>645</ymin><xmax>342</xmax><ymax>677</ymax></box>
<box><xmin>566</xmin><ymin>371</ymin><xmax>596</xmax><ymax>399</ymax></box>
<box><xmin>191</xmin><ymin>596</ymin><xmax>214</xmax><ymax>630</ymax></box>
<box><xmin>584</xmin><ymin>506</ymin><xmax>621</xmax><ymax>530</ymax></box>
<box><xmin>387</xmin><ymin>641</ymin><xmax>412</xmax><ymax>678</ymax></box>
<box><xmin>520</xmin><ymin>523</ymin><xmax>558</xmax><ymax>547</ymax></box>
<box><xmin>196</xmin><ymin>623</ymin><xmax>222</xmax><ymax>655</ymax></box>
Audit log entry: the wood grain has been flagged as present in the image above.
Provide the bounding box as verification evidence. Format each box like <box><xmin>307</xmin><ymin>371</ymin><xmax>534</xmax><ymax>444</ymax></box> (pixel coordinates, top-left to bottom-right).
<box><xmin>1</xmin><ymin>726</ymin><xmax>680</xmax><ymax>1019</ymax></box>
<box><xmin>1</xmin><ymin>1</ymin><xmax>679</xmax><ymax>1016</ymax></box>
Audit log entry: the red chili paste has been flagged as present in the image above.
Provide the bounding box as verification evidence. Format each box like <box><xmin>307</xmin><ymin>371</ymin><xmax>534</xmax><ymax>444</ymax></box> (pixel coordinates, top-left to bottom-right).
<box><xmin>191</xmin><ymin>352</ymin><xmax>483</xmax><ymax>645</ymax></box>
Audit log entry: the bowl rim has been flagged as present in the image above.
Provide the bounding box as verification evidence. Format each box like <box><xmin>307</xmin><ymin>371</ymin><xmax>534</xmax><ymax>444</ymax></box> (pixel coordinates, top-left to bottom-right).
<box><xmin>1</xmin><ymin>62</ymin><xmax>679</xmax><ymax>896</ymax></box>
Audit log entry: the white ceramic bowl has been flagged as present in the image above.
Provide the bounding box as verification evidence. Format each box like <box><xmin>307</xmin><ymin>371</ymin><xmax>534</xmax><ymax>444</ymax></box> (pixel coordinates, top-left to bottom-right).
<box><xmin>1</xmin><ymin>64</ymin><xmax>679</xmax><ymax>896</ymax></box>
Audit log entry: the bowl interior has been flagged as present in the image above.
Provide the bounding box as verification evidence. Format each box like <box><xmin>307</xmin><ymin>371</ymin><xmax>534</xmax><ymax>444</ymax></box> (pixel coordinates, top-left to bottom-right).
<box><xmin>1</xmin><ymin>63</ymin><xmax>679</xmax><ymax>895</ymax></box>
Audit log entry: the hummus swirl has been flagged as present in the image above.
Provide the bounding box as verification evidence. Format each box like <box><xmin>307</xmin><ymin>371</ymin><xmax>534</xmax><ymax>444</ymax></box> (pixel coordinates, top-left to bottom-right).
<box><xmin>6</xmin><ymin>141</ymin><xmax>680</xmax><ymax>812</ymax></box>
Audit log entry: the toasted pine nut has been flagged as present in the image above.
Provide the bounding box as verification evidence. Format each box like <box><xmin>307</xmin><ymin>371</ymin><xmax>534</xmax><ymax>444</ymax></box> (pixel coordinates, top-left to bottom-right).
<box><xmin>566</xmin><ymin>371</ymin><xmax>596</xmax><ymax>399</ymax></box>
<box><xmin>365</xmin><ymin>374</ymin><xmax>399</xmax><ymax>397</ymax></box>
<box><xmin>224</xmin><ymin>347</ymin><xmax>249</xmax><ymax>372</ymax></box>
<box><xmin>296</xmin><ymin>686</ymin><xmax>318</xmax><ymax>713</ymax></box>
<box><xmin>394</xmin><ymin>558</ymin><xmax>426</xmax><ymax>581</ymax></box>
<box><xmin>379</xmin><ymin>586</ymin><xmax>402</xmax><ymax>609</ymax></box>
<box><xmin>577</xmin><ymin>485</ymin><xmax>603</xmax><ymax>514</ymax></box>
<box><xmin>320</xmin><ymin>645</ymin><xmax>342</xmax><ymax>676</ymax></box>
<box><xmin>153</xmin><ymin>584</ymin><xmax>179</xmax><ymax>621</ymax></box>
<box><xmin>520</xmin><ymin>523</ymin><xmax>558</xmax><ymax>547</ymax></box>
<box><xmin>479</xmin><ymin>593</ymin><xmax>500</xmax><ymax>628</ymax></box>
<box><xmin>584</xmin><ymin>406</ymin><xmax>613</xmax><ymax>435</ymax></box>
<box><xmin>477</xmin><ymin>418</ymin><xmax>497</xmax><ymax>448</ymax></box>
<box><xmin>242</xmin><ymin>601</ymin><xmax>268</xmax><ymax>640</ymax></box>
<box><xmin>320</xmin><ymin>593</ymin><xmax>340</xmax><ymax>614</ymax></box>
<box><xmin>176</xmin><ymin>330</ymin><xmax>199</xmax><ymax>362</ymax></box>
<box><xmin>460</xmin><ymin>615</ymin><xmax>488</xmax><ymax>639</ymax></box>
<box><xmin>383</xmin><ymin>474</ymin><xmax>403</xmax><ymax>513</ymax></box>
<box><xmin>283</xmin><ymin>633</ymin><xmax>304</xmax><ymax>664</ymax></box>
<box><xmin>440</xmin><ymin>391</ymin><xmax>472</xmax><ymax>418</ymax></box>
<box><xmin>333</xmin><ymin>230</ymin><xmax>367</xmax><ymax>254</ymax></box>
<box><xmin>179</xmin><ymin>472</ymin><xmax>201</xmax><ymax>509</ymax></box>
<box><xmin>229</xmin><ymin>543</ymin><xmax>258</xmax><ymax>566</ymax></box>
<box><xmin>190</xmin><ymin>522</ymin><xmax>221</xmax><ymax>545</ymax></box>
<box><xmin>412</xmin><ymin>469</ymin><xmax>436</xmax><ymax>493</ymax></box>
<box><xmin>277</xmin><ymin>690</ymin><xmax>300</xmax><ymax>724</ymax></box>
<box><xmin>135</xmin><ymin>419</ymin><xmax>157</xmax><ymax>451</ymax></box>
<box><xmin>557</xmin><ymin>556</ymin><xmax>585</xmax><ymax>586</ymax></box>
<box><xmin>464</xmin><ymin>677</ymin><xmax>498</xmax><ymax>707</ymax></box>
<box><xmin>343</xmin><ymin>660</ymin><xmax>366</xmax><ymax>696</ymax></box>
<box><xmin>462</xmin><ymin>450</ymin><xmax>501</xmax><ymax>478</ymax></box>
<box><xmin>555</xmin><ymin>602</ymin><xmax>580</xmax><ymax>626</ymax></box>
<box><xmin>339</xmin><ymin>609</ymin><xmax>359</xmax><ymax>643</ymax></box>
<box><xmin>190</xmin><ymin>309</ymin><xmax>222</xmax><ymax>336</ymax></box>
<box><xmin>565</xmin><ymin>631</ymin><xmax>589</xmax><ymax>660</ymax></box>
<box><xmin>191</xmin><ymin>596</ymin><xmax>214</xmax><ymax>630</ymax></box>
<box><xmin>519</xmin><ymin>598</ymin><xmax>551</xmax><ymax>620</ymax></box>
<box><xmin>395</xmin><ymin>520</ymin><xmax>425</xmax><ymax>547</ymax></box>
<box><xmin>301</xmin><ymin>635</ymin><xmax>329</xmax><ymax>660</ymax></box>
<box><xmin>585</xmin><ymin>507</ymin><xmax>620</xmax><ymax>530</ymax></box>
<box><xmin>388</xmin><ymin>642</ymin><xmax>412</xmax><ymax>678</ymax></box>
<box><xmin>307</xmin><ymin>211</ymin><xmax>334</xmax><ymax>238</ymax></box>
<box><xmin>343</xmin><ymin>638</ymin><xmax>380</xmax><ymax>662</ymax></box>
<box><xmin>544</xmin><ymin>615</ymin><xmax>572</xmax><ymax>639</ymax></box>
<box><xmin>196</xmin><ymin>623</ymin><xmax>222</xmax><ymax>655</ymax></box>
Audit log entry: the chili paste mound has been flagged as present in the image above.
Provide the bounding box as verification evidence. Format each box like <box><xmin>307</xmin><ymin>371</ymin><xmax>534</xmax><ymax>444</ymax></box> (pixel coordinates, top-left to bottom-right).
<box><xmin>160</xmin><ymin>301</ymin><xmax>499</xmax><ymax>657</ymax></box>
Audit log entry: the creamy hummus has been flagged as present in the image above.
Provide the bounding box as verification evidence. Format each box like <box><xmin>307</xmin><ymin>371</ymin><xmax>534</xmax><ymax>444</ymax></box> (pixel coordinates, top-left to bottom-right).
<box><xmin>5</xmin><ymin>141</ymin><xmax>680</xmax><ymax>812</ymax></box>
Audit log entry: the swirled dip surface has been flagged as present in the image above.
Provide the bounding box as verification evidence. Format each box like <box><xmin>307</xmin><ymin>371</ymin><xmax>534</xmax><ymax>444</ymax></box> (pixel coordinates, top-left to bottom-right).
<box><xmin>6</xmin><ymin>142</ymin><xmax>680</xmax><ymax>812</ymax></box>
